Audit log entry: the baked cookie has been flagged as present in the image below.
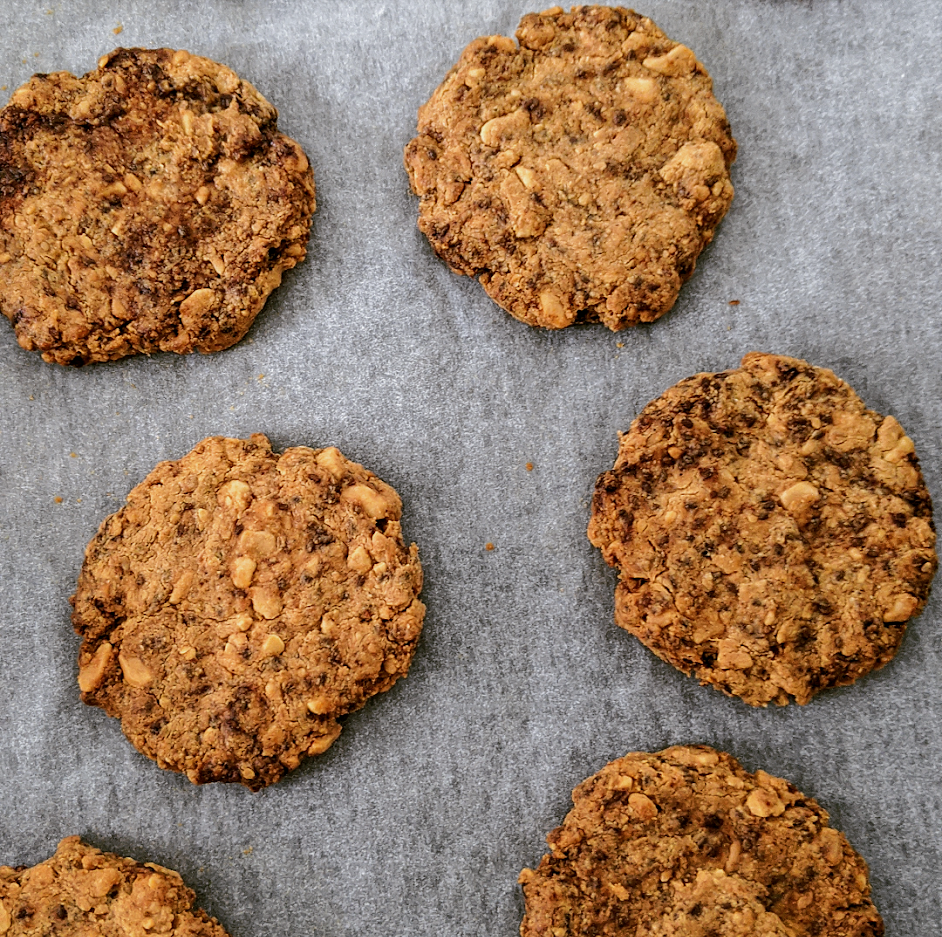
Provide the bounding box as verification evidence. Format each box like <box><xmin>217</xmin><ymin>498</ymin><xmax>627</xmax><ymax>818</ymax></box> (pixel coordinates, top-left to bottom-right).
<box><xmin>519</xmin><ymin>745</ymin><xmax>884</xmax><ymax>937</ymax></box>
<box><xmin>0</xmin><ymin>48</ymin><xmax>315</xmax><ymax>365</ymax></box>
<box><xmin>0</xmin><ymin>836</ymin><xmax>229</xmax><ymax>936</ymax></box>
<box><xmin>72</xmin><ymin>434</ymin><xmax>424</xmax><ymax>790</ymax></box>
<box><xmin>404</xmin><ymin>5</ymin><xmax>735</xmax><ymax>330</ymax></box>
<box><xmin>589</xmin><ymin>353</ymin><xmax>937</xmax><ymax>706</ymax></box>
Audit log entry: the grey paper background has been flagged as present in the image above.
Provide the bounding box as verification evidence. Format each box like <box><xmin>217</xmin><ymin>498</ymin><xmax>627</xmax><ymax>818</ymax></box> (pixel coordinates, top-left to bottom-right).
<box><xmin>1</xmin><ymin>0</ymin><xmax>940</xmax><ymax>933</ymax></box>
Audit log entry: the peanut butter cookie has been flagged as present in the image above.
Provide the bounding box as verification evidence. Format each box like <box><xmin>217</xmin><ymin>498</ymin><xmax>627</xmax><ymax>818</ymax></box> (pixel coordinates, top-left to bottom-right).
<box><xmin>0</xmin><ymin>836</ymin><xmax>230</xmax><ymax>936</ymax></box>
<box><xmin>519</xmin><ymin>746</ymin><xmax>884</xmax><ymax>937</ymax></box>
<box><xmin>589</xmin><ymin>353</ymin><xmax>937</xmax><ymax>705</ymax></box>
<box><xmin>404</xmin><ymin>6</ymin><xmax>735</xmax><ymax>330</ymax></box>
<box><xmin>0</xmin><ymin>48</ymin><xmax>315</xmax><ymax>365</ymax></box>
<box><xmin>72</xmin><ymin>434</ymin><xmax>424</xmax><ymax>789</ymax></box>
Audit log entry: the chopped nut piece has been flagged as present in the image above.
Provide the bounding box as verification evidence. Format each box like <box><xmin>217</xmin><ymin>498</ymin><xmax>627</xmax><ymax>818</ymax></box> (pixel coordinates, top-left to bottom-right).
<box><xmin>250</xmin><ymin>585</ymin><xmax>283</xmax><ymax>620</ymax></box>
<box><xmin>260</xmin><ymin>633</ymin><xmax>285</xmax><ymax>657</ymax></box>
<box><xmin>230</xmin><ymin>555</ymin><xmax>257</xmax><ymax>589</ymax></box>
<box><xmin>118</xmin><ymin>652</ymin><xmax>155</xmax><ymax>688</ymax></box>
<box><xmin>78</xmin><ymin>642</ymin><xmax>113</xmax><ymax>693</ymax></box>
<box><xmin>779</xmin><ymin>480</ymin><xmax>820</xmax><ymax>514</ymax></box>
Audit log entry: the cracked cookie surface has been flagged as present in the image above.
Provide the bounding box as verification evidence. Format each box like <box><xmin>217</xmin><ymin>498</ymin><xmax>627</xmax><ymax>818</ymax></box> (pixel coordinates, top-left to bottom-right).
<box><xmin>519</xmin><ymin>746</ymin><xmax>883</xmax><ymax>937</ymax></box>
<box><xmin>0</xmin><ymin>836</ymin><xmax>229</xmax><ymax>936</ymax></box>
<box><xmin>589</xmin><ymin>352</ymin><xmax>937</xmax><ymax>705</ymax></box>
<box><xmin>404</xmin><ymin>5</ymin><xmax>735</xmax><ymax>330</ymax></box>
<box><xmin>72</xmin><ymin>434</ymin><xmax>424</xmax><ymax>790</ymax></box>
<box><xmin>0</xmin><ymin>48</ymin><xmax>315</xmax><ymax>365</ymax></box>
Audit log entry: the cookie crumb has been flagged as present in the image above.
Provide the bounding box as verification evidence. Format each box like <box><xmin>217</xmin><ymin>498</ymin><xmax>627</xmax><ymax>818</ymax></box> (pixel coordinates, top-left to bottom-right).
<box><xmin>525</xmin><ymin>462</ymin><xmax>534</xmax><ymax>471</ymax></box>
<box><xmin>485</xmin><ymin>542</ymin><xmax>495</xmax><ymax>551</ymax></box>
<box><xmin>113</xmin><ymin>23</ymin><xmax>123</xmax><ymax>34</ymax></box>
<box><xmin>54</xmin><ymin>496</ymin><xmax>63</xmax><ymax>503</ymax></box>
<box><xmin>69</xmin><ymin>451</ymin><xmax>77</xmax><ymax>458</ymax></box>
<box><xmin>729</xmin><ymin>299</ymin><xmax>740</xmax><ymax>305</ymax></box>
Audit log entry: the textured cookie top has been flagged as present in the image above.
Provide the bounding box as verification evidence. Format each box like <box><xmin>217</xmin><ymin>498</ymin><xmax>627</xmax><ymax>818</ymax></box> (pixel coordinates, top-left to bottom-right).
<box><xmin>519</xmin><ymin>746</ymin><xmax>883</xmax><ymax>937</ymax></box>
<box><xmin>0</xmin><ymin>48</ymin><xmax>315</xmax><ymax>364</ymax></box>
<box><xmin>0</xmin><ymin>837</ymin><xmax>229</xmax><ymax>936</ymax></box>
<box><xmin>72</xmin><ymin>434</ymin><xmax>424</xmax><ymax>789</ymax></box>
<box><xmin>404</xmin><ymin>5</ymin><xmax>735</xmax><ymax>330</ymax></box>
<box><xmin>589</xmin><ymin>353</ymin><xmax>937</xmax><ymax>705</ymax></box>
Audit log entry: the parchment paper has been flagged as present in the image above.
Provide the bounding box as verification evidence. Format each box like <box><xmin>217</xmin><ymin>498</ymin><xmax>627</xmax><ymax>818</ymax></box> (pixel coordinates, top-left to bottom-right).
<box><xmin>1</xmin><ymin>1</ymin><xmax>940</xmax><ymax>934</ymax></box>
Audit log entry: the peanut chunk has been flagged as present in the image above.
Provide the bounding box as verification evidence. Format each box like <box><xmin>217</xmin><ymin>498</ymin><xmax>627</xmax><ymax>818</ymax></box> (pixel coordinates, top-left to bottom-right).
<box><xmin>178</xmin><ymin>287</ymin><xmax>216</xmax><ymax>323</ymax></box>
<box><xmin>250</xmin><ymin>585</ymin><xmax>283</xmax><ymax>620</ymax></box>
<box><xmin>779</xmin><ymin>481</ymin><xmax>819</xmax><ymax>515</ymax></box>
<box><xmin>260</xmin><ymin>633</ymin><xmax>285</xmax><ymax>657</ymax></box>
<box><xmin>78</xmin><ymin>642</ymin><xmax>113</xmax><ymax>693</ymax></box>
<box><xmin>230</xmin><ymin>555</ymin><xmax>257</xmax><ymax>589</ymax></box>
<box><xmin>341</xmin><ymin>483</ymin><xmax>393</xmax><ymax>519</ymax></box>
<box><xmin>746</xmin><ymin>788</ymin><xmax>784</xmax><ymax>818</ymax></box>
<box><xmin>118</xmin><ymin>652</ymin><xmax>155</xmax><ymax>689</ymax></box>
<box><xmin>348</xmin><ymin>545</ymin><xmax>373</xmax><ymax>574</ymax></box>
<box><xmin>217</xmin><ymin>479</ymin><xmax>252</xmax><ymax>512</ymax></box>
<box><xmin>884</xmin><ymin>593</ymin><xmax>918</xmax><ymax>622</ymax></box>
<box><xmin>628</xmin><ymin>792</ymin><xmax>658</xmax><ymax>820</ymax></box>
<box><xmin>538</xmin><ymin>290</ymin><xmax>575</xmax><ymax>328</ymax></box>
<box><xmin>237</xmin><ymin>529</ymin><xmax>277</xmax><ymax>558</ymax></box>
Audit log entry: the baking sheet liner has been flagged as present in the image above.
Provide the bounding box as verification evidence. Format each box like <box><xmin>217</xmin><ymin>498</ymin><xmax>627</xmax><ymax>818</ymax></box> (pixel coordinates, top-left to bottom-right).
<box><xmin>0</xmin><ymin>1</ymin><xmax>940</xmax><ymax>934</ymax></box>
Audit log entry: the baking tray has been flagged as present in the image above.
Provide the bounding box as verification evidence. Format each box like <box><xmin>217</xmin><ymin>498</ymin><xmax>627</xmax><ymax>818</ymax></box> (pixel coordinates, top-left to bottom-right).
<box><xmin>0</xmin><ymin>1</ymin><xmax>940</xmax><ymax>934</ymax></box>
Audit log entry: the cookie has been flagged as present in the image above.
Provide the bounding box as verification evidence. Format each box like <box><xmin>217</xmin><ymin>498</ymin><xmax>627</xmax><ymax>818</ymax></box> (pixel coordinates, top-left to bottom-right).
<box><xmin>0</xmin><ymin>48</ymin><xmax>315</xmax><ymax>365</ymax></box>
<box><xmin>404</xmin><ymin>5</ymin><xmax>735</xmax><ymax>330</ymax></box>
<box><xmin>519</xmin><ymin>745</ymin><xmax>884</xmax><ymax>937</ymax></box>
<box><xmin>588</xmin><ymin>352</ymin><xmax>937</xmax><ymax>706</ymax></box>
<box><xmin>71</xmin><ymin>434</ymin><xmax>424</xmax><ymax>790</ymax></box>
<box><xmin>0</xmin><ymin>836</ymin><xmax>229</xmax><ymax>936</ymax></box>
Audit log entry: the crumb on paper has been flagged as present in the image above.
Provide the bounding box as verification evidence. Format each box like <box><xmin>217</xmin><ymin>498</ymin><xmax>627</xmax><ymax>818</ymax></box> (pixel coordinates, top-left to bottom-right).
<box><xmin>258</xmin><ymin>373</ymin><xmax>265</xmax><ymax>380</ymax></box>
<box><xmin>54</xmin><ymin>496</ymin><xmax>63</xmax><ymax>504</ymax></box>
<box><xmin>114</xmin><ymin>23</ymin><xmax>123</xmax><ymax>34</ymax></box>
<box><xmin>616</xmin><ymin>342</ymin><xmax>624</xmax><ymax>348</ymax></box>
<box><xmin>525</xmin><ymin>462</ymin><xmax>534</xmax><ymax>471</ymax></box>
<box><xmin>242</xmin><ymin>847</ymin><xmax>253</xmax><ymax>856</ymax></box>
<box><xmin>485</xmin><ymin>542</ymin><xmax>495</xmax><ymax>551</ymax></box>
<box><xmin>729</xmin><ymin>299</ymin><xmax>740</xmax><ymax>305</ymax></box>
<box><xmin>70</xmin><ymin>451</ymin><xmax>77</xmax><ymax>458</ymax></box>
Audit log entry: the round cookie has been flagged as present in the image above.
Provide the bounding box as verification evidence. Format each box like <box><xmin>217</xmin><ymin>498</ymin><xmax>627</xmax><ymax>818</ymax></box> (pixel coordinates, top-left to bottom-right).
<box><xmin>0</xmin><ymin>836</ymin><xmax>230</xmax><ymax>936</ymax></box>
<box><xmin>0</xmin><ymin>48</ymin><xmax>315</xmax><ymax>365</ymax></box>
<box><xmin>404</xmin><ymin>5</ymin><xmax>735</xmax><ymax>330</ymax></box>
<box><xmin>71</xmin><ymin>434</ymin><xmax>424</xmax><ymax>790</ymax></box>
<box><xmin>588</xmin><ymin>352</ymin><xmax>937</xmax><ymax>706</ymax></box>
<box><xmin>519</xmin><ymin>746</ymin><xmax>884</xmax><ymax>937</ymax></box>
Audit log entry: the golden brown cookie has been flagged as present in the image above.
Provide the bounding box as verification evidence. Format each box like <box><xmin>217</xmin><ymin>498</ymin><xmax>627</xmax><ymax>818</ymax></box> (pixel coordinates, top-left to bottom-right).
<box><xmin>519</xmin><ymin>746</ymin><xmax>884</xmax><ymax>937</ymax></box>
<box><xmin>71</xmin><ymin>434</ymin><xmax>424</xmax><ymax>790</ymax></box>
<box><xmin>589</xmin><ymin>353</ymin><xmax>937</xmax><ymax>705</ymax></box>
<box><xmin>404</xmin><ymin>6</ymin><xmax>735</xmax><ymax>330</ymax></box>
<box><xmin>0</xmin><ymin>48</ymin><xmax>315</xmax><ymax>365</ymax></box>
<box><xmin>0</xmin><ymin>836</ymin><xmax>230</xmax><ymax>936</ymax></box>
